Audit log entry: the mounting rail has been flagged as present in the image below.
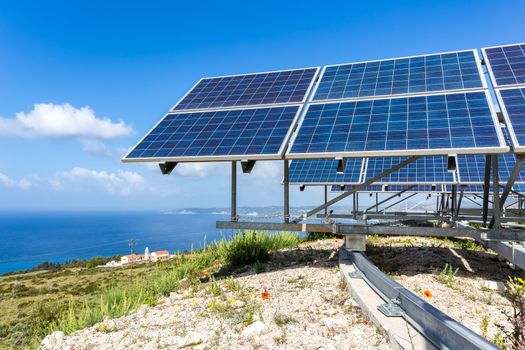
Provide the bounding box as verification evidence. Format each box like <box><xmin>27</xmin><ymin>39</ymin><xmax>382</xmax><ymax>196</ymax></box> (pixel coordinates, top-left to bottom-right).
<box><xmin>344</xmin><ymin>250</ymin><xmax>498</xmax><ymax>350</ymax></box>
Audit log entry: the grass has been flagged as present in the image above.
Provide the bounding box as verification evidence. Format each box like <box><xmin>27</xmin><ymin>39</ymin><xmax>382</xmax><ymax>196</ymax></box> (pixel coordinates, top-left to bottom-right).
<box><xmin>436</xmin><ymin>263</ymin><xmax>459</xmax><ymax>289</ymax></box>
<box><xmin>0</xmin><ymin>230</ymin><xmax>298</xmax><ymax>350</ymax></box>
<box><xmin>273</xmin><ymin>312</ymin><xmax>297</xmax><ymax>327</ymax></box>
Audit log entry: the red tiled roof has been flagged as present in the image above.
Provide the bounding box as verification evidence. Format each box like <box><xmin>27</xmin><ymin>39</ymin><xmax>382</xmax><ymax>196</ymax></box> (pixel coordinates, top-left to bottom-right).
<box><xmin>152</xmin><ymin>250</ymin><xmax>169</xmax><ymax>255</ymax></box>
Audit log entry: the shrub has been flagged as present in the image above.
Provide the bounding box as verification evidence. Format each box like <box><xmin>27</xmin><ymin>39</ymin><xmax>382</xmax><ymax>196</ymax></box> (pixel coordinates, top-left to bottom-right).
<box><xmin>495</xmin><ymin>277</ymin><xmax>525</xmax><ymax>349</ymax></box>
<box><xmin>224</xmin><ymin>231</ymin><xmax>297</xmax><ymax>267</ymax></box>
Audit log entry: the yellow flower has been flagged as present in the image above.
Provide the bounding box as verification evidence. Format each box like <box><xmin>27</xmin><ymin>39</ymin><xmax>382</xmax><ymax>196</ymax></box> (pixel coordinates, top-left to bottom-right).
<box><xmin>517</xmin><ymin>277</ymin><xmax>524</xmax><ymax>285</ymax></box>
<box><xmin>229</xmin><ymin>299</ymin><xmax>236</xmax><ymax>304</ymax></box>
<box><xmin>192</xmin><ymin>300</ymin><xmax>197</xmax><ymax>305</ymax></box>
<box><xmin>248</xmin><ymin>292</ymin><xmax>253</xmax><ymax>298</ymax></box>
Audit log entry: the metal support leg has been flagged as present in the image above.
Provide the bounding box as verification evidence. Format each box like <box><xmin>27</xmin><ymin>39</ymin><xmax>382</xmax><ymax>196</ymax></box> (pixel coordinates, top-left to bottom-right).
<box><xmin>482</xmin><ymin>155</ymin><xmax>492</xmax><ymax>225</ymax></box>
<box><xmin>352</xmin><ymin>193</ymin><xmax>356</xmax><ymax>219</ymax></box>
<box><xmin>489</xmin><ymin>154</ymin><xmax>525</xmax><ymax>228</ymax></box>
<box><xmin>492</xmin><ymin>155</ymin><xmax>501</xmax><ymax>229</ymax></box>
<box><xmin>456</xmin><ymin>186</ymin><xmax>464</xmax><ymax>217</ymax></box>
<box><xmin>284</xmin><ymin>159</ymin><xmax>290</xmax><ymax>224</ymax></box>
<box><xmin>451</xmin><ymin>185</ymin><xmax>457</xmax><ymax>220</ymax></box>
<box><xmin>324</xmin><ymin>185</ymin><xmax>328</xmax><ymax>216</ymax></box>
<box><xmin>231</xmin><ymin>161</ymin><xmax>237</xmax><ymax>222</ymax></box>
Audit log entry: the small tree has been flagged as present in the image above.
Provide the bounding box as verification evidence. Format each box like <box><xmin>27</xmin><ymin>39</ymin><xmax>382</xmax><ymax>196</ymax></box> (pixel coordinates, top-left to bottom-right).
<box><xmin>497</xmin><ymin>277</ymin><xmax>525</xmax><ymax>349</ymax></box>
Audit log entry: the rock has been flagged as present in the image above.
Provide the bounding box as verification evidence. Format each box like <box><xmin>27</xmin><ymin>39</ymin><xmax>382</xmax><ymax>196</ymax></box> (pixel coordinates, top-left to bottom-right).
<box><xmin>241</xmin><ymin>321</ymin><xmax>265</xmax><ymax>337</ymax></box>
<box><xmin>41</xmin><ymin>331</ymin><xmax>64</xmax><ymax>349</ymax></box>
<box><xmin>484</xmin><ymin>280</ymin><xmax>505</xmax><ymax>292</ymax></box>
<box><xmin>178</xmin><ymin>331</ymin><xmax>204</xmax><ymax>348</ymax></box>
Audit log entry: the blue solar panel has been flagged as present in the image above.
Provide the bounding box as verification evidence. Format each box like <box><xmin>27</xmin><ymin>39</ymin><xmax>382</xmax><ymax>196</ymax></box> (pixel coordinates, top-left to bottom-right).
<box><xmin>313</xmin><ymin>50</ymin><xmax>484</xmax><ymax>101</ymax></box>
<box><xmin>288</xmin><ymin>158</ymin><xmax>363</xmax><ymax>184</ymax></box>
<box><xmin>172</xmin><ymin>68</ymin><xmax>318</xmax><ymax>111</ymax></box>
<box><xmin>457</xmin><ymin>154</ymin><xmax>525</xmax><ymax>184</ymax></box>
<box><xmin>483</xmin><ymin>44</ymin><xmax>525</xmax><ymax>88</ymax></box>
<box><xmin>289</xmin><ymin>91</ymin><xmax>503</xmax><ymax>157</ymax></box>
<box><xmin>124</xmin><ymin>106</ymin><xmax>300</xmax><ymax>161</ymax></box>
<box><xmin>365</xmin><ymin>156</ymin><xmax>454</xmax><ymax>184</ymax></box>
<box><xmin>499</xmin><ymin>88</ymin><xmax>525</xmax><ymax>151</ymax></box>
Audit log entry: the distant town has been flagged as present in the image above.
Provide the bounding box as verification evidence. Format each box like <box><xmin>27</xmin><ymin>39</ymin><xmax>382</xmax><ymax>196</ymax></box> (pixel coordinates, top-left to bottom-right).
<box><xmin>103</xmin><ymin>247</ymin><xmax>171</xmax><ymax>268</ymax></box>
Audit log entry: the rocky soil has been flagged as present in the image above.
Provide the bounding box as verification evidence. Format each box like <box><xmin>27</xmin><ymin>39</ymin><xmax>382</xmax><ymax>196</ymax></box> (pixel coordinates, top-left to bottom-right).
<box><xmin>42</xmin><ymin>238</ymin><xmax>389</xmax><ymax>350</ymax></box>
<box><xmin>366</xmin><ymin>235</ymin><xmax>525</xmax><ymax>343</ymax></box>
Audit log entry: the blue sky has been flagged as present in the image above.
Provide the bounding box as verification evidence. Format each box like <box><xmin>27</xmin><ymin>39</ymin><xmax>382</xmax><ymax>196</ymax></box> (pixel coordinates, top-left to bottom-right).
<box><xmin>0</xmin><ymin>0</ymin><xmax>524</xmax><ymax>211</ymax></box>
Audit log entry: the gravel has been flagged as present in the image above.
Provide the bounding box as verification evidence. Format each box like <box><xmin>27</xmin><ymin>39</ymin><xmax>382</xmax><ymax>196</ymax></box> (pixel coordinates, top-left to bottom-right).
<box><xmin>42</xmin><ymin>238</ymin><xmax>390</xmax><ymax>350</ymax></box>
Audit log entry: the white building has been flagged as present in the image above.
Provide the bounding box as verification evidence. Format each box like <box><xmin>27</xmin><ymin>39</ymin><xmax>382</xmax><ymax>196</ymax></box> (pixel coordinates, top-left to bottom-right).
<box><xmin>144</xmin><ymin>247</ymin><xmax>150</xmax><ymax>261</ymax></box>
<box><xmin>151</xmin><ymin>250</ymin><xmax>170</xmax><ymax>262</ymax></box>
<box><xmin>121</xmin><ymin>254</ymin><xmax>144</xmax><ymax>265</ymax></box>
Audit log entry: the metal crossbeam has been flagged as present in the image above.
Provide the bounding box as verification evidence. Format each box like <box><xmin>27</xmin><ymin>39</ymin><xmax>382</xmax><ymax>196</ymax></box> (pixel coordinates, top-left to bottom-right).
<box><xmin>302</xmin><ymin>156</ymin><xmax>420</xmax><ymax>219</ymax></box>
<box><xmin>365</xmin><ymin>185</ymin><xmax>417</xmax><ymax>213</ymax></box>
<box><xmin>381</xmin><ymin>193</ymin><xmax>418</xmax><ymax>212</ymax></box>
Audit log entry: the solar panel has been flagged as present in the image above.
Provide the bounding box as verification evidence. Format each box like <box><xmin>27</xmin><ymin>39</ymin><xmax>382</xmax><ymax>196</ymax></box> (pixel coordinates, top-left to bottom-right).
<box><xmin>365</xmin><ymin>156</ymin><xmax>454</xmax><ymax>184</ymax></box>
<box><xmin>288</xmin><ymin>158</ymin><xmax>364</xmax><ymax>185</ymax></box>
<box><xmin>313</xmin><ymin>50</ymin><xmax>484</xmax><ymax>101</ymax></box>
<box><xmin>497</xmin><ymin>88</ymin><xmax>525</xmax><ymax>151</ymax></box>
<box><xmin>172</xmin><ymin>68</ymin><xmax>319</xmax><ymax>111</ymax></box>
<box><xmin>483</xmin><ymin>44</ymin><xmax>525</xmax><ymax>88</ymax></box>
<box><xmin>123</xmin><ymin>105</ymin><xmax>301</xmax><ymax>162</ymax></box>
<box><xmin>456</xmin><ymin>154</ymin><xmax>525</xmax><ymax>184</ymax></box>
<box><xmin>288</xmin><ymin>91</ymin><xmax>505</xmax><ymax>158</ymax></box>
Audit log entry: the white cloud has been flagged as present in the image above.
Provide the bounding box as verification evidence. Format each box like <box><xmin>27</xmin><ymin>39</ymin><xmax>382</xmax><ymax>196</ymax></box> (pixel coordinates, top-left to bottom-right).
<box><xmin>174</xmin><ymin>163</ymin><xmax>220</xmax><ymax>177</ymax></box>
<box><xmin>0</xmin><ymin>103</ymin><xmax>133</xmax><ymax>140</ymax></box>
<box><xmin>48</xmin><ymin>167</ymin><xmax>147</xmax><ymax>196</ymax></box>
<box><xmin>0</xmin><ymin>172</ymin><xmax>32</xmax><ymax>190</ymax></box>
<box><xmin>250</xmin><ymin>161</ymin><xmax>282</xmax><ymax>183</ymax></box>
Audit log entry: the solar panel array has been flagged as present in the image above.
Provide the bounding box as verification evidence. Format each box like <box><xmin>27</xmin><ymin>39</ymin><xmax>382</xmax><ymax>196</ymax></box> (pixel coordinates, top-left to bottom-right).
<box><xmin>288</xmin><ymin>158</ymin><xmax>363</xmax><ymax>184</ymax></box>
<box><xmin>124</xmin><ymin>44</ymin><xmax>521</xmax><ymax>190</ymax></box>
<box><xmin>289</xmin><ymin>91</ymin><xmax>502</xmax><ymax>158</ymax></box>
<box><xmin>483</xmin><ymin>44</ymin><xmax>525</xmax><ymax>88</ymax></box>
<box><xmin>314</xmin><ymin>51</ymin><xmax>484</xmax><ymax>101</ymax></box>
<box><xmin>124</xmin><ymin>67</ymin><xmax>319</xmax><ymax>162</ymax></box>
<box><xmin>173</xmin><ymin>69</ymin><xmax>318</xmax><ymax>111</ymax></box>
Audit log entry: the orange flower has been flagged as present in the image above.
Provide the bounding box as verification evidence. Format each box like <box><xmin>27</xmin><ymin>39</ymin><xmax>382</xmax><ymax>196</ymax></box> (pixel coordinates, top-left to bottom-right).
<box><xmin>201</xmin><ymin>270</ymin><xmax>210</xmax><ymax>277</ymax></box>
<box><xmin>423</xmin><ymin>289</ymin><xmax>433</xmax><ymax>299</ymax></box>
<box><xmin>261</xmin><ymin>291</ymin><xmax>270</xmax><ymax>300</ymax></box>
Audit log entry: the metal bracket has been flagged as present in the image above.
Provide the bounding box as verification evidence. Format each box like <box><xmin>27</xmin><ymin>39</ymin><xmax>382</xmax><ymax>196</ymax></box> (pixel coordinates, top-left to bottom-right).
<box><xmin>348</xmin><ymin>271</ymin><xmax>364</xmax><ymax>279</ymax></box>
<box><xmin>378</xmin><ymin>298</ymin><xmax>404</xmax><ymax>317</ymax></box>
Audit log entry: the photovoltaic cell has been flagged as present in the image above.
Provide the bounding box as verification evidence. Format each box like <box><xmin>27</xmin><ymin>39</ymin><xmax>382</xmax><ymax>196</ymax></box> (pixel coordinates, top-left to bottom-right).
<box><xmin>314</xmin><ymin>51</ymin><xmax>483</xmax><ymax>101</ymax></box>
<box><xmin>456</xmin><ymin>154</ymin><xmax>525</xmax><ymax>183</ymax></box>
<box><xmin>288</xmin><ymin>158</ymin><xmax>363</xmax><ymax>184</ymax></box>
<box><xmin>289</xmin><ymin>91</ymin><xmax>502</xmax><ymax>158</ymax></box>
<box><xmin>124</xmin><ymin>106</ymin><xmax>299</xmax><ymax>161</ymax></box>
<box><xmin>365</xmin><ymin>156</ymin><xmax>454</xmax><ymax>183</ymax></box>
<box><xmin>173</xmin><ymin>69</ymin><xmax>318</xmax><ymax>111</ymax></box>
<box><xmin>483</xmin><ymin>44</ymin><xmax>525</xmax><ymax>87</ymax></box>
<box><xmin>499</xmin><ymin>88</ymin><xmax>525</xmax><ymax>150</ymax></box>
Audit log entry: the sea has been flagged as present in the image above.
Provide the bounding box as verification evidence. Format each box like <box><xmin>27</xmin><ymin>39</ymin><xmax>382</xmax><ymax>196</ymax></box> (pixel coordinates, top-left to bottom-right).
<box><xmin>0</xmin><ymin>211</ymin><xmax>234</xmax><ymax>275</ymax></box>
